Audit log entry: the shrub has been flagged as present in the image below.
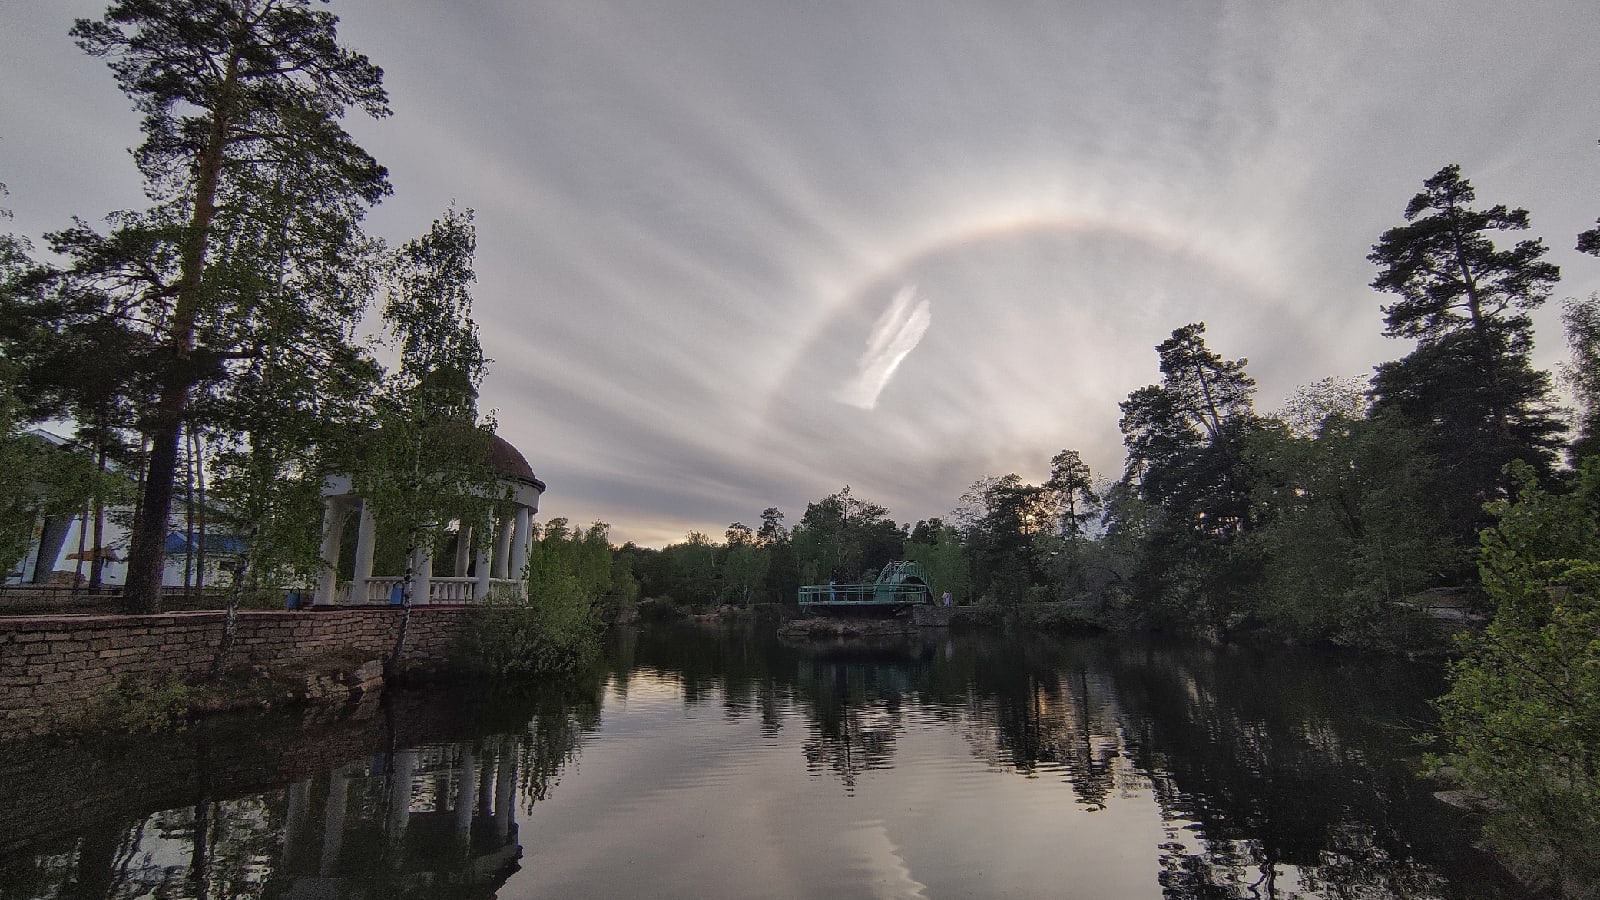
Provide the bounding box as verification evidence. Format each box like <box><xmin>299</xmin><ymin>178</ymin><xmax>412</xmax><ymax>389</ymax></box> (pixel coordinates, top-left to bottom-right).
<box><xmin>461</xmin><ymin>572</ymin><xmax>600</xmax><ymax>679</ymax></box>
<box><xmin>1433</xmin><ymin>460</ymin><xmax>1600</xmax><ymax>896</ymax></box>
<box><xmin>99</xmin><ymin>675</ymin><xmax>195</xmax><ymax>733</ymax></box>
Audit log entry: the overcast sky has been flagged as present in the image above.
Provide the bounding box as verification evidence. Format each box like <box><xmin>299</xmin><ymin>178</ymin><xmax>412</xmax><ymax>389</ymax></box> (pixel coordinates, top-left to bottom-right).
<box><xmin>3</xmin><ymin>1</ymin><xmax>1599</xmax><ymax>546</ymax></box>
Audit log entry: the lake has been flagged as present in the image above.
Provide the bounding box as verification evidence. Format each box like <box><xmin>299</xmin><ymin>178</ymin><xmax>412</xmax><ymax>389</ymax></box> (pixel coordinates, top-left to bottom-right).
<box><xmin>0</xmin><ymin>625</ymin><xmax>1539</xmax><ymax>899</ymax></box>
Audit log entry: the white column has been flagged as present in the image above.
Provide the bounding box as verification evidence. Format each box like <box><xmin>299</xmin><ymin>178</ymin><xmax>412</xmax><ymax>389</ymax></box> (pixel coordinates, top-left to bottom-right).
<box><xmin>494</xmin><ymin>740</ymin><xmax>517</xmax><ymax>842</ymax></box>
<box><xmin>283</xmin><ymin>778</ymin><xmax>313</xmax><ymax>871</ymax></box>
<box><xmin>321</xmin><ymin>767</ymin><xmax>351</xmax><ymax>876</ymax></box>
<box><xmin>477</xmin><ymin>755</ymin><xmax>495</xmax><ymax>817</ymax></box>
<box><xmin>313</xmin><ymin>499</ymin><xmax>347</xmax><ymax>606</ymax></box>
<box><xmin>453</xmin><ymin>748</ymin><xmax>477</xmax><ymax>848</ymax></box>
<box><xmin>350</xmin><ymin>501</ymin><xmax>376</xmax><ymax>605</ymax></box>
<box><xmin>474</xmin><ymin>519</ymin><xmax>495</xmax><ymax>601</ymax></box>
<box><xmin>492</xmin><ymin>511</ymin><xmax>513</xmax><ymax>579</ymax></box>
<box><xmin>410</xmin><ymin>541</ymin><xmax>433</xmax><ymax>606</ymax></box>
<box><xmin>509</xmin><ymin>506</ymin><xmax>532</xmax><ymax>595</ymax></box>
<box><xmin>453</xmin><ymin>524</ymin><xmax>473</xmax><ymax>577</ymax></box>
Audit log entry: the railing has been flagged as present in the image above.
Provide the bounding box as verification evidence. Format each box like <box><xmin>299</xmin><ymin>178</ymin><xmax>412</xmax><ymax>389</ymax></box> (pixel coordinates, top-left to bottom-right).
<box><xmin>335</xmin><ymin>576</ymin><xmax>524</xmax><ymax>605</ymax></box>
<box><xmin>797</xmin><ymin>582</ymin><xmax>930</xmax><ymax>606</ymax></box>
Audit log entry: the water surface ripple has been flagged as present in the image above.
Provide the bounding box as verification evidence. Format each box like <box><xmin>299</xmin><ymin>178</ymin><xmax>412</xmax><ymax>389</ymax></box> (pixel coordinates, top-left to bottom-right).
<box><xmin>0</xmin><ymin>626</ymin><xmax>1541</xmax><ymax>898</ymax></box>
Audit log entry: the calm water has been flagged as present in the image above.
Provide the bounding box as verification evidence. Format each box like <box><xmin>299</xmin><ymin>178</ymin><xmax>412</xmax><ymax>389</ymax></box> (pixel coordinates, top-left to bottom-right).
<box><xmin>0</xmin><ymin>626</ymin><xmax>1537</xmax><ymax>899</ymax></box>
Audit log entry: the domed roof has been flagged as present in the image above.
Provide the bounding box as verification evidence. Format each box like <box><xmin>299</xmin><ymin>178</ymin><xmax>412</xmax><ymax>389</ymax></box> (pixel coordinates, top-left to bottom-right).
<box><xmin>489</xmin><ymin>434</ymin><xmax>544</xmax><ymax>490</ymax></box>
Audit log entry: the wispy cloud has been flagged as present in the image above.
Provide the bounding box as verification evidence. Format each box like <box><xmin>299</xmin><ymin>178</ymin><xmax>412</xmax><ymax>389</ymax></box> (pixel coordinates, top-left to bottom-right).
<box><xmin>835</xmin><ymin>285</ymin><xmax>932</xmax><ymax>410</ymax></box>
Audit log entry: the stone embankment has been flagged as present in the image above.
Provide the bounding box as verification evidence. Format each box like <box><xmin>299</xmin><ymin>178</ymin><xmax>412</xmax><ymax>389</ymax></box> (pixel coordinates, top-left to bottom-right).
<box><xmin>0</xmin><ymin>607</ymin><xmax>475</xmax><ymax>739</ymax></box>
<box><xmin>777</xmin><ymin>617</ymin><xmax>920</xmax><ymax>639</ymax></box>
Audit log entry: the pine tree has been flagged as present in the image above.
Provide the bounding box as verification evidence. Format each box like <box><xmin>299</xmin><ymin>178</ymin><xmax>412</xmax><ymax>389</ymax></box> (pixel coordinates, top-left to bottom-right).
<box><xmin>72</xmin><ymin>0</ymin><xmax>390</xmax><ymax>613</ymax></box>
<box><xmin>1368</xmin><ymin>165</ymin><xmax>1563</xmax><ymax>546</ymax></box>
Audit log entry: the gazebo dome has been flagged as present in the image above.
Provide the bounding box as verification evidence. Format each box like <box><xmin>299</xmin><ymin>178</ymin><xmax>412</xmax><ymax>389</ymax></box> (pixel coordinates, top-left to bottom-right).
<box><xmin>489</xmin><ymin>435</ymin><xmax>545</xmax><ymax>491</ymax></box>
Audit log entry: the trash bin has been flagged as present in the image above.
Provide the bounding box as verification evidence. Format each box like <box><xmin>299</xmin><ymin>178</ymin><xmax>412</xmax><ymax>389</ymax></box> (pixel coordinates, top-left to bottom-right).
<box><xmin>389</xmin><ymin>585</ymin><xmax>403</xmax><ymax>605</ymax></box>
<box><xmin>285</xmin><ymin>591</ymin><xmax>302</xmax><ymax>610</ymax></box>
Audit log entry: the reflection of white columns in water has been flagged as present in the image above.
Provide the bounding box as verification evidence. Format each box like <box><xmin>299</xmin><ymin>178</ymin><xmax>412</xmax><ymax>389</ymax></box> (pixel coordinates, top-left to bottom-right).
<box><xmin>492</xmin><ymin>512</ymin><xmax>513</xmax><ymax>580</ymax></box>
<box><xmin>454</xmin><ymin>525</ymin><xmax>473</xmax><ymax>577</ymax></box>
<box><xmin>321</xmin><ymin>767</ymin><xmax>351</xmax><ymax>877</ymax></box>
<box><xmin>314</xmin><ymin>500</ymin><xmax>350</xmax><ymax>606</ymax></box>
<box><xmin>494</xmin><ymin>740</ymin><xmax>517</xmax><ymax>842</ymax></box>
<box><xmin>433</xmin><ymin>768</ymin><xmax>452</xmax><ymax>813</ymax></box>
<box><xmin>477</xmin><ymin>754</ymin><xmax>495</xmax><ymax>818</ymax></box>
<box><xmin>283</xmin><ymin>779</ymin><xmax>313</xmax><ymax>869</ymax></box>
<box><xmin>474</xmin><ymin>521</ymin><xmax>495</xmax><ymax>601</ymax></box>
<box><xmin>410</xmin><ymin>543</ymin><xmax>433</xmax><ymax>605</ymax></box>
<box><xmin>386</xmin><ymin>751</ymin><xmax>418</xmax><ymax>854</ymax></box>
<box><xmin>351</xmin><ymin>502</ymin><xmax>376</xmax><ymax>605</ymax></box>
<box><xmin>509</xmin><ymin>506</ymin><xmax>531</xmax><ymax>592</ymax></box>
<box><xmin>454</xmin><ymin>748</ymin><xmax>477</xmax><ymax>848</ymax></box>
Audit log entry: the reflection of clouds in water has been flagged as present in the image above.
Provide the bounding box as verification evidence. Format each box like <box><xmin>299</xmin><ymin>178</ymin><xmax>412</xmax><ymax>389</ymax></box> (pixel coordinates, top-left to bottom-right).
<box><xmin>836</xmin><ymin>285</ymin><xmax>932</xmax><ymax>411</ymax></box>
<box><xmin>846</xmin><ymin>818</ymin><xmax>930</xmax><ymax>900</ymax></box>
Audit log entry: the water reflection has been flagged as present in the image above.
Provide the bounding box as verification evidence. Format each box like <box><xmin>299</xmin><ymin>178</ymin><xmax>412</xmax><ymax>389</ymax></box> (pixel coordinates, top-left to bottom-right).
<box><xmin>0</xmin><ymin>628</ymin><xmax>1539</xmax><ymax>899</ymax></box>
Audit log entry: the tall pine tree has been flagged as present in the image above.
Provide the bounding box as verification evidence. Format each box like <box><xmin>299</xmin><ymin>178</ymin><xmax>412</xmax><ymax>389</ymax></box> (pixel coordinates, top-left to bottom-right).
<box><xmin>72</xmin><ymin>0</ymin><xmax>390</xmax><ymax>612</ymax></box>
<box><xmin>1368</xmin><ymin>164</ymin><xmax>1563</xmax><ymax>548</ymax></box>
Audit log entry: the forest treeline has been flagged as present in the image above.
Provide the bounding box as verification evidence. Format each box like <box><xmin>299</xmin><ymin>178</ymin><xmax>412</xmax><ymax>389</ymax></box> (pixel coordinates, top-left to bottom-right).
<box><xmin>618</xmin><ymin>163</ymin><xmax>1600</xmax><ymax>652</ymax></box>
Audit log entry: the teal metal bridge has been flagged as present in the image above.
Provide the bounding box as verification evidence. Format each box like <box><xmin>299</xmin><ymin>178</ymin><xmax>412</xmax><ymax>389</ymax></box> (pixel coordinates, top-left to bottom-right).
<box><xmin>798</xmin><ymin>561</ymin><xmax>934</xmax><ymax>607</ymax></box>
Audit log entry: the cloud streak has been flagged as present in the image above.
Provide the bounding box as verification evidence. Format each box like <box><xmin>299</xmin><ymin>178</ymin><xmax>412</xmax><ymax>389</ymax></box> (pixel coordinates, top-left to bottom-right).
<box><xmin>3</xmin><ymin>0</ymin><xmax>1599</xmax><ymax>544</ymax></box>
<box><xmin>835</xmin><ymin>285</ymin><xmax>932</xmax><ymax>411</ymax></box>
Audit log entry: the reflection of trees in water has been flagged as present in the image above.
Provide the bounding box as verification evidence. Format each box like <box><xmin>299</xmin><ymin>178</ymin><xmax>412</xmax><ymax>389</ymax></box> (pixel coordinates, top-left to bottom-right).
<box><xmin>1114</xmin><ymin>642</ymin><xmax>1501</xmax><ymax>900</ymax></box>
<box><xmin>513</xmin><ymin>692</ymin><xmax>602</xmax><ymax>806</ymax></box>
<box><xmin>0</xmin><ymin>688</ymin><xmax>601</xmax><ymax>900</ymax></box>
<box><xmin>612</xmin><ymin>625</ymin><xmax>797</xmax><ymax>734</ymax></box>
<box><xmin>795</xmin><ymin>657</ymin><xmax>907</xmax><ymax>791</ymax></box>
<box><xmin>737</xmin><ymin>627</ymin><xmax>1501</xmax><ymax>899</ymax></box>
<box><xmin>1154</xmin><ymin>824</ymin><xmax>1448</xmax><ymax>900</ymax></box>
<box><xmin>962</xmin><ymin>667</ymin><xmax>1125</xmax><ymax>811</ymax></box>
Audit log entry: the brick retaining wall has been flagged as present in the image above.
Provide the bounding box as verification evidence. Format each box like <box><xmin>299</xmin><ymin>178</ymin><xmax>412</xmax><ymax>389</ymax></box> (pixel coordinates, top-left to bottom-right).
<box><xmin>0</xmin><ymin>606</ymin><xmax>478</xmax><ymax>738</ymax></box>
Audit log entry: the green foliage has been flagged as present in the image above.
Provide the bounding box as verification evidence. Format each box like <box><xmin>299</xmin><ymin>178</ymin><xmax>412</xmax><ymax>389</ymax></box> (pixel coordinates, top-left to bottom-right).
<box><xmin>1044</xmin><ymin>449</ymin><xmax>1100</xmax><ymax>538</ymax></box>
<box><xmin>793</xmin><ymin>486</ymin><xmax>905</xmax><ymax>584</ymax></box>
<box><xmin>1563</xmin><ymin>295</ymin><xmax>1600</xmax><ymax>462</ymax></box>
<box><xmin>1370</xmin><ymin>164</ymin><xmax>1557</xmax><ymax>342</ymax></box>
<box><xmin>1369</xmin><ymin>164</ymin><xmax>1564</xmax><ymax>553</ymax></box>
<box><xmin>530</xmin><ymin>518</ymin><xmax>636</xmax><ymax>619</ymax></box>
<box><xmin>1245</xmin><ymin>414</ymin><xmax>1457</xmax><ymax>646</ymax></box>
<box><xmin>460</xmin><ymin>519</ymin><xmax>614</xmax><ymax>679</ymax></box>
<box><xmin>904</xmin><ymin>522</ymin><xmax>969</xmax><ymax>603</ymax></box>
<box><xmin>203</xmin><ymin>155</ymin><xmax>386</xmax><ymax>592</ymax></box>
<box><xmin>720</xmin><ymin>527</ymin><xmax>769</xmax><ymax>606</ymax></box>
<box><xmin>665</xmin><ymin>530</ymin><xmax>719</xmax><ymax>603</ymax></box>
<box><xmin>358</xmin><ymin>208</ymin><xmax>501</xmax><ymax>601</ymax></box>
<box><xmin>1113</xmin><ymin>323</ymin><xmax>1262</xmax><ymax>628</ymax></box>
<box><xmin>70</xmin><ymin>0</ymin><xmax>392</xmax><ymax>612</ymax></box>
<box><xmin>99</xmin><ymin>674</ymin><xmax>195</xmax><ymax>734</ymax></box>
<box><xmin>1435</xmin><ymin>459</ymin><xmax>1600</xmax><ymax>893</ymax></box>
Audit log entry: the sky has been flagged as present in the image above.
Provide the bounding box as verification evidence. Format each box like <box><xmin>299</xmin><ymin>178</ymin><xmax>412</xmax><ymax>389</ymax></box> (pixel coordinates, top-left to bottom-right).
<box><xmin>2</xmin><ymin>1</ymin><xmax>1599</xmax><ymax>546</ymax></box>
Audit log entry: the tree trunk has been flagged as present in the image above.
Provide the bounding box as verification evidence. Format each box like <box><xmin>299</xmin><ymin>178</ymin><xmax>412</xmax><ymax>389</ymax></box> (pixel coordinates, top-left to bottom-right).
<box><xmin>211</xmin><ymin>523</ymin><xmax>257</xmax><ymax>681</ymax></box>
<box><xmin>71</xmin><ymin>497</ymin><xmax>89</xmax><ymax>600</ymax></box>
<box><xmin>387</xmin><ymin>530</ymin><xmax>418</xmax><ymax>679</ymax></box>
<box><xmin>120</xmin><ymin>53</ymin><xmax>238</xmax><ymax>615</ymax></box>
<box><xmin>184</xmin><ymin>425</ymin><xmax>196</xmax><ymax>597</ymax></box>
<box><xmin>123</xmin><ymin>390</ymin><xmax>186</xmax><ymax>613</ymax></box>
<box><xmin>196</xmin><ymin>430</ymin><xmax>208</xmax><ymax>595</ymax></box>
<box><xmin>89</xmin><ymin>441</ymin><xmax>107</xmax><ymax>589</ymax></box>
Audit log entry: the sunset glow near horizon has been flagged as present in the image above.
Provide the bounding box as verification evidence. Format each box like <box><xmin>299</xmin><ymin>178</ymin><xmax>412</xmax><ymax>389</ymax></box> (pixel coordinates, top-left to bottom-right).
<box><xmin>3</xmin><ymin>1</ymin><xmax>1598</xmax><ymax>546</ymax></box>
